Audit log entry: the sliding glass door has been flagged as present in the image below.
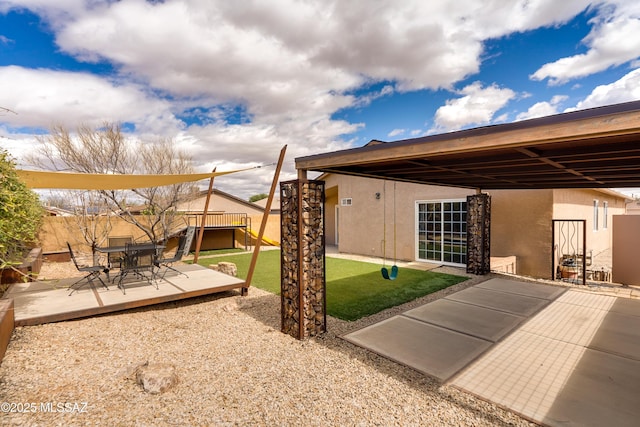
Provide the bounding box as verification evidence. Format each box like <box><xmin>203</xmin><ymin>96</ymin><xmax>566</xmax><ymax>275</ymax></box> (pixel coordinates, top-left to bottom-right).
<box><xmin>416</xmin><ymin>200</ymin><xmax>467</xmax><ymax>266</ymax></box>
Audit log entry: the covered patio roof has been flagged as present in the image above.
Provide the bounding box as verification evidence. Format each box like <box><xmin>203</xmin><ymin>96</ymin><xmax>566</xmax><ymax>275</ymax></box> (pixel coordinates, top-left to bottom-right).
<box><xmin>296</xmin><ymin>100</ymin><xmax>640</xmax><ymax>190</ymax></box>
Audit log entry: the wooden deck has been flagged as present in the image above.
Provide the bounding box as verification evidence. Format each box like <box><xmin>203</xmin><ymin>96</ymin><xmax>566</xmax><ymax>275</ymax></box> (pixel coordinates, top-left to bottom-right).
<box><xmin>1</xmin><ymin>264</ymin><xmax>246</xmax><ymax>327</ymax></box>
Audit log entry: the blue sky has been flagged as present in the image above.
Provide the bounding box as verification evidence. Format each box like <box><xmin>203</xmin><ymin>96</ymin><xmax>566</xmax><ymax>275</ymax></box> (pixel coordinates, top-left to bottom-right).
<box><xmin>1</xmin><ymin>1</ymin><xmax>640</xmax><ymax>198</ymax></box>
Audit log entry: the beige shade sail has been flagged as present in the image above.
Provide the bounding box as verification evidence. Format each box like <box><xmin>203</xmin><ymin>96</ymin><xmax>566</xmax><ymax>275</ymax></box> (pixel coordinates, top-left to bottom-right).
<box><xmin>16</xmin><ymin>168</ymin><xmax>252</xmax><ymax>190</ymax></box>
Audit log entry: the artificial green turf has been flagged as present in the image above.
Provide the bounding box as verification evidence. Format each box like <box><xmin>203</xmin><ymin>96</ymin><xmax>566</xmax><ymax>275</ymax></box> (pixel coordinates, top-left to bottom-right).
<box><xmin>191</xmin><ymin>248</ymin><xmax>246</xmax><ymax>257</ymax></box>
<box><xmin>195</xmin><ymin>250</ymin><xmax>467</xmax><ymax>321</ymax></box>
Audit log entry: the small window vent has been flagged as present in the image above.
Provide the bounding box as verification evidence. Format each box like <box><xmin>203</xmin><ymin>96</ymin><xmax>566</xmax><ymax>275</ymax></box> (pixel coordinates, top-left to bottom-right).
<box><xmin>340</xmin><ymin>198</ymin><xmax>352</xmax><ymax>206</ymax></box>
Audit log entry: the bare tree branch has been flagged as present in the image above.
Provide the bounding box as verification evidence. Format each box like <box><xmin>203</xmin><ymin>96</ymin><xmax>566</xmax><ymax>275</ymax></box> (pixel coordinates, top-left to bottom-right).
<box><xmin>29</xmin><ymin>122</ymin><xmax>198</xmax><ymax>243</ymax></box>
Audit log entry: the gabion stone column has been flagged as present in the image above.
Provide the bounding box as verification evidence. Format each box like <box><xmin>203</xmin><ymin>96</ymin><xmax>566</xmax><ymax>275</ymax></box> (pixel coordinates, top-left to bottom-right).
<box><xmin>280</xmin><ymin>179</ymin><xmax>326</xmax><ymax>340</ymax></box>
<box><xmin>466</xmin><ymin>193</ymin><xmax>491</xmax><ymax>275</ymax></box>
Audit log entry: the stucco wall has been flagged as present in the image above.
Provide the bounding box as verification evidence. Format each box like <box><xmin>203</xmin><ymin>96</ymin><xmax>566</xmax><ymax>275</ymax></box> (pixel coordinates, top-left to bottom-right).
<box><xmin>39</xmin><ymin>213</ymin><xmax>281</xmax><ymax>255</ymax></box>
<box><xmin>322</xmin><ymin>174</ymin><xmax>628</xmax><ymax>281</ymax></box>
<box><xmin>39</xmin><ymin>216</ymin><xmax>154</xmax><ymax>254</ymax></box>
<box><xmin>552</xmin><ymin>189</ymin><xmax>625</xmax><ymax>260</ymax></box>
<box><xmin>322</xmin><ymin>174</ymin><xmax>473</xmax><ymax>261</ymax></box>
<box><xmin>612</xmin><ymin>215</ymin><xmax>640</xmax><ymax>285</ymax></box>
<box><xmin>488</xmin><ymin>189</ymin><xmax>554</xmax><ymax>278</ymax></box>
<box><xmin>325</xmin><ymin>186</ymin><xmax>338</xmax><ymax>246</ymax></box>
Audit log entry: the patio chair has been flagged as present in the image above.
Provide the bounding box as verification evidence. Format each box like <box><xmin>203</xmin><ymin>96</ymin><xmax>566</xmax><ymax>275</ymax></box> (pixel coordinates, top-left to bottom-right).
<box><xmin>155</xmin><ymin>235</ymin><xmax>189</xmax><ymax>280</ymax></box>
<box><xmin>107</xmin><ymin>235</ymin><xmax>133</xmax><ymax>269</ymax></box>
<box><xmin>116</xmin><ymin>243</ymin><xmax>159</xmax><ymax>294</ymax></box>
<box><xmin>67</xmin><ymin>242</ymin><xmax>109</xmax><ymax>296</ymax></box>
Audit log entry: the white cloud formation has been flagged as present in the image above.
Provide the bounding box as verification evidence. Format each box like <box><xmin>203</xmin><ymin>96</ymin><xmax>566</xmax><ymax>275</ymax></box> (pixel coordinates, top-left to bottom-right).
<box><xmin>387</xmin><ymin>129</ymin><xmax>405</xmax><ymax>138</ymax></box>
<box><xmin>532</xmin><ymin>1</ymin><xmax>640</xmax><ymax>84</ymax></box>
<box><xmin>431</xmin><ymin>82</ymin><xmax>516</xmax><ymax>131</ymax></box>
<box><xmin>0</xmin><ymin>0</ymin><xmax>636</xmax><ymax>196</ymax></box>
<box><xmin>516</xmin><ymin>95</ymin><xmax>568</xmax><ymax>121</ymax></box>
<box><xmin>566</xmin><ymin>67</ymin><xmax>640</xmax><ymax>111</ymax></box>
<box><xmin>0</xmin><ymin>66</ymin><xmax>181</xmax><ymax>133</ymax></box>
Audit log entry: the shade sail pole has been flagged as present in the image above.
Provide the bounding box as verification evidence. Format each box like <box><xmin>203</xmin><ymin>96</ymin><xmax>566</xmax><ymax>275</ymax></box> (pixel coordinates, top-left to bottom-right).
<box><xmin>193</xmin><ymin>168</ymin><xmax>216</xmax><ymax>264</ymax></box>
<box><xmin>243</xmin><ymin>145</ymin><xmax>287</xmax><ymax>295</ymax></box>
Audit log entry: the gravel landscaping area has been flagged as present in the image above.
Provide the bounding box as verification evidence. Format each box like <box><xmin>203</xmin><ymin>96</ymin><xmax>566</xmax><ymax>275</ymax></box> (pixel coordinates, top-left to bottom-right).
<box><xmin>0</xmin><ymin>261</ymin><xmax>535</xmax><ymax>426</ymax></box>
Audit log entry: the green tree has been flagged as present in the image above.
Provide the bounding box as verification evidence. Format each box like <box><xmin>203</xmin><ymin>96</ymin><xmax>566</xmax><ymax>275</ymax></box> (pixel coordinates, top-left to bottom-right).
<box><xmin>0</xmin><ymin>149</ymin><xmax>43</xmax><ymax>263</ymax></box>
<box><xmin>249</xmin><ymin>193</ymin><xmax>268</xmax><ymax>203</ymax></box>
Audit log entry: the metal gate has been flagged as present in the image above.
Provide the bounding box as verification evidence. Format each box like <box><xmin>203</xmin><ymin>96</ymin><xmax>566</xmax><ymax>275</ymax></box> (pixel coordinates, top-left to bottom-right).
<box><xmin>552</xmin><ymin>219</ymin><xmax>586</xmax><ymax>285</ymax></box>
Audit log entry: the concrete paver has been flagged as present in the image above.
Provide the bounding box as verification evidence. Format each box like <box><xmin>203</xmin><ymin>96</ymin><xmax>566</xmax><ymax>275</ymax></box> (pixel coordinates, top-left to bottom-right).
<box><xmin>344</xmin><ymin>315</ymin><xmax>492</xmax><ymax>381</ymax></box>
<box><xmin>445</xmin><ymin>286</ymin><xmax>553</xmax><ymax>316</ymax></box>
<box><xmin>343</xmin><ymin>278</ymin><xmax>640</xmax><ymax>426</ymax></box>
<box><xmin>404</xmin><ymin>298</ymin><xmax>525</xmax><ymax>342</ymax></box>
<box><xmin>475</xmin><ymin>277</ymin><xmax>566</xmax><ymax>299</ymax></box>
<box><xmin>453</xmin><ymin>289</ymin><xmax>640</xmax><ymax>427</ymax></box>
<box><xmin>343</xmin><ymin>279</ymin><xmax>561</xmax><ymax>382</ymax></box>
<box><xmin>543</xmin><ymin>349</ymin><xmax>640</xmax><ymax>427</ymax></box>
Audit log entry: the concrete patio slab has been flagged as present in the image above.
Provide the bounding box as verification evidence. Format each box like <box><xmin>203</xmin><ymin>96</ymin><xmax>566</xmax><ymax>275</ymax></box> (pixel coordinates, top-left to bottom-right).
<box><xmin>10</xmin><ymin>287</ymin><xmax>101</xmax><ymax>322</ymax></box>
<box><xmin>475</xmin><ymin>277</ymin><xmax>566</xmax><ymax>299</ymax></box>
<box><xmin>588</xmin><ymin>302</ymin><xmax>640</xmax><ymax>361</ymax></box>
<box><xmin>165</xmin><ymin>268</ymin><xmax>244</xmax><ymax>292</ymax></box>
<box><xmin>343</xmin><ymin>278</ymin><xmax>563</xmax><ymax>382</ymax></box>
<box><xmin>452</xmin><ymin>289</ymin><xmax>640</xmax><ymax>427</ymax></box>
<box><xmin>607</xmin><ymin>296</ymin><xmax>640</xmax><ymax>317</ymax></box>
<box><xmin>404</xmin><ymin>299</ymin><xmax>525</xmax><ymax>342</ymax></box>
<box><xmin>344</xmin><ymin>315</ymin><xmax>493</xmax><ymax>382</ymax></box>
<box><xmin>543</xmin><ymin>348</ymin><xmax>640</xmax><ymax>427</ymax></box>
<box><xmin>519</xmin><ymin>292</ymin><xmax>615</xmax><ymax>346</ymax></box>
<box><xmin>98</xmin><ymin>280</ymin><xmax>183</xmax><ymax>305</ymax></box>
<box><xmin>453</xmin><ymin>331</ymin><xmax>587</xmax><ymax>422</ymax></box>
<box><xmin>343</xmin><ymin>277</ymin><xmax>639</xmax><ymax>425</ymax></box>
<box><xmin>445</xmin><ymin>286</ymin><xmax>552</xmax><ymax>316</ymax></box>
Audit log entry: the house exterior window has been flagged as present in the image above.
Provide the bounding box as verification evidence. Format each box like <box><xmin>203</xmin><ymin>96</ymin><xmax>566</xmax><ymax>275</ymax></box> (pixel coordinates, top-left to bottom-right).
<box><xmin>603</xmin><ymin>201</ymin><xmax>608</xmax><ymax>229</ymax></box>
<box><xmin>593</xmin><ymin>200</ymin><xmax>599</xmax><ymax>231</ymax></box>
<box><xmin>340</xmin><ymin>198</ymin><xmax>352</xmax><ymax>206</ymax></box>
<box><xmin>416</xmin><ymin>200</ymin><xmax>467</xmax><ymax>266</ymax></box>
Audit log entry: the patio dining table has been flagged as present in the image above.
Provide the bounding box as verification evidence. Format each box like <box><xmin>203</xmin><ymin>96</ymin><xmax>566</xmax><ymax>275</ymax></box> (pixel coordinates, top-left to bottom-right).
<box><xmin>95</xmin><ymin>242</ymin><xmax>165</xmax><ymax>294</ymax></box>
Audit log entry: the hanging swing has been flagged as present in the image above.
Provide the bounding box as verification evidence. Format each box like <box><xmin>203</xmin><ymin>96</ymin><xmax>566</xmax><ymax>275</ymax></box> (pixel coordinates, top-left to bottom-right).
<box><xmin>381</xmin><ymin>181</ymin><xmax>399</xmax><ymax>280</ymax></box>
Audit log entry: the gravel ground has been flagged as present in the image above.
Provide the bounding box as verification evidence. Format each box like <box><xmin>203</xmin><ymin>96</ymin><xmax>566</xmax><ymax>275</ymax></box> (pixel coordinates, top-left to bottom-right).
<box><xmin>0</xmin><ymin>261</ymin><xmax>535</xmax><ymax>426</ymax></box>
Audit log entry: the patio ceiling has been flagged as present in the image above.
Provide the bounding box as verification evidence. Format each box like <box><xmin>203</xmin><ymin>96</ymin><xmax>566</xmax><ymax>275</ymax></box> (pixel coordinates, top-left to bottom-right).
<box><xmin>296</xmin><ymin>100</ymin><xmax>640</xmax><ymax>190</ymax></box>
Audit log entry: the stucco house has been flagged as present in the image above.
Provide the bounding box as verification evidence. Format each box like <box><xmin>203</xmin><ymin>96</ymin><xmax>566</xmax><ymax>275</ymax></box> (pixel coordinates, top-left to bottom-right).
<box><xmin>176</xmin><ymin>188</ymin><xmax>280</xmax><ymax>250</ymax></box>
<box><xmin>322</xmin><ymin>173</ymin><xmax>628</xmax><ymax>281</ymax></box>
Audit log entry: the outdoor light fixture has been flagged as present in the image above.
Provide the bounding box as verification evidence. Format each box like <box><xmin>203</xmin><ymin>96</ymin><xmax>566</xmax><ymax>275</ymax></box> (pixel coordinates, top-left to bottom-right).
<box><xmin>375</xmin><ymin>192</ymin><xmax>381</xmax><ymax>199</ymax></box>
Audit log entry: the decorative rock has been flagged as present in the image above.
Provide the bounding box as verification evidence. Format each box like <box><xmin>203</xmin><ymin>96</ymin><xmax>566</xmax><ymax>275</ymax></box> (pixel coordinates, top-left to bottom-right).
<box><xmin>209</xmin><ymin>262</ymin><xmax>238</xmax><ymax>276</ymax></box>
<box><xmin>280</xmin><ymin>180</ymin><xmax>326</xmax><ymax>339</ymax></box>
<box><xmin>135</xmin><ymin>362</ymin><xmax>179</xmax><ymax>394</ymax></box>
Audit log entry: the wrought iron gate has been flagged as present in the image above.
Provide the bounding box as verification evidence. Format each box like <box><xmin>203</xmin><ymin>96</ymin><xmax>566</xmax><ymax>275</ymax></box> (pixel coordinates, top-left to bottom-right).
<box><xmin>552</xmin><ymin>219</ymin><xmax>586</xmax><ymax>285</ymax></box>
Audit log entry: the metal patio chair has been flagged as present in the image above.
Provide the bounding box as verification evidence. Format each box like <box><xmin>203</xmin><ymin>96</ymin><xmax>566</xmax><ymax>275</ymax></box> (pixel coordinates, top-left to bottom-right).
<box><xmin>107</xmin><ymin>235</ymin><xmax>133</xmax><ymax>269</ymax></box>
<box><xmin>155</xmin><ymin>235</ymin><xmax>189</xmax><ymax>280</ymax></box>
<box><xmin>116</xmin><ymin>242</ymin><xmax>159</xmax><ymax>294</ymax></box>
<box><xmin>67</xmin><ymin>242</ymin><xmax>109</xmax><ymax>296</ymax></box>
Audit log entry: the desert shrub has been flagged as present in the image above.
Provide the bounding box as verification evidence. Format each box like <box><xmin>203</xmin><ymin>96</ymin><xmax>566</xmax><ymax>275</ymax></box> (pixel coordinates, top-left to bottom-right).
<box><xmin>0</xmin><ymin>149</ymin><xmax>43</xmax><ymax>264</ymax></box>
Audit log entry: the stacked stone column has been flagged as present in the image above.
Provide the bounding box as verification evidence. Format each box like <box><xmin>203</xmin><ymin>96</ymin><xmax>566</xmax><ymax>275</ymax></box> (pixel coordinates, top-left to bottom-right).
<box><xmin>466</xmin><ymin>193</ymin><xmax>491</xmax><ymax>275</ymax></box>
<box><xmin>280</xmin><ymin>179</ymin><xmax>326</xmax><ymax>340</ymax></box>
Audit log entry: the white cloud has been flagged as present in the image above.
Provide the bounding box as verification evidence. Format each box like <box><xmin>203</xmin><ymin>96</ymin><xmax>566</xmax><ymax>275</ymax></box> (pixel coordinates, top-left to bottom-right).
<box><xmin>531</xmin><ymin>1</ymin><xmax>640</xmax><ymax>84</ymax></box>
<box><xmin>431</xmin><ymin>82</ymin><xmax>516</xmax><ymax>131</ymax></box>
<box><xmin>0</xmin><ymin>66</ymin><xmax>181</xmax><ymax>133</ymax></box>
<box><xmin>1</xmin><ymin>0</ymin><xmax>635</xmax><ymax>196</ymax></box>
<box><xmin>516</xmin><ymin>95</ymin><xmax>568</xmax><ymax>121</ymax></box>
<box><xmin>566</xmin><ymin>68</ymin><xmax>640</xmax><ymax>111</ymax></box>
<box><xmin>387</xmin><ymin>129</ymin><xmax>405</xmax><ymax>138</ymax></box>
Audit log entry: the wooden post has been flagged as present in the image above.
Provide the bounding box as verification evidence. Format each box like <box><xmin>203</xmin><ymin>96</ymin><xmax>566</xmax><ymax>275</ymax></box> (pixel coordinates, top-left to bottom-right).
<box><xmin>243</xmin><ymin>145</ymin><xmax>287</xmax><ymax>295</ymax></box>
<box><xmin>193</xmin><ymin>168</ymin><xmax>216</xmax><ymax>264</ymax></box>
